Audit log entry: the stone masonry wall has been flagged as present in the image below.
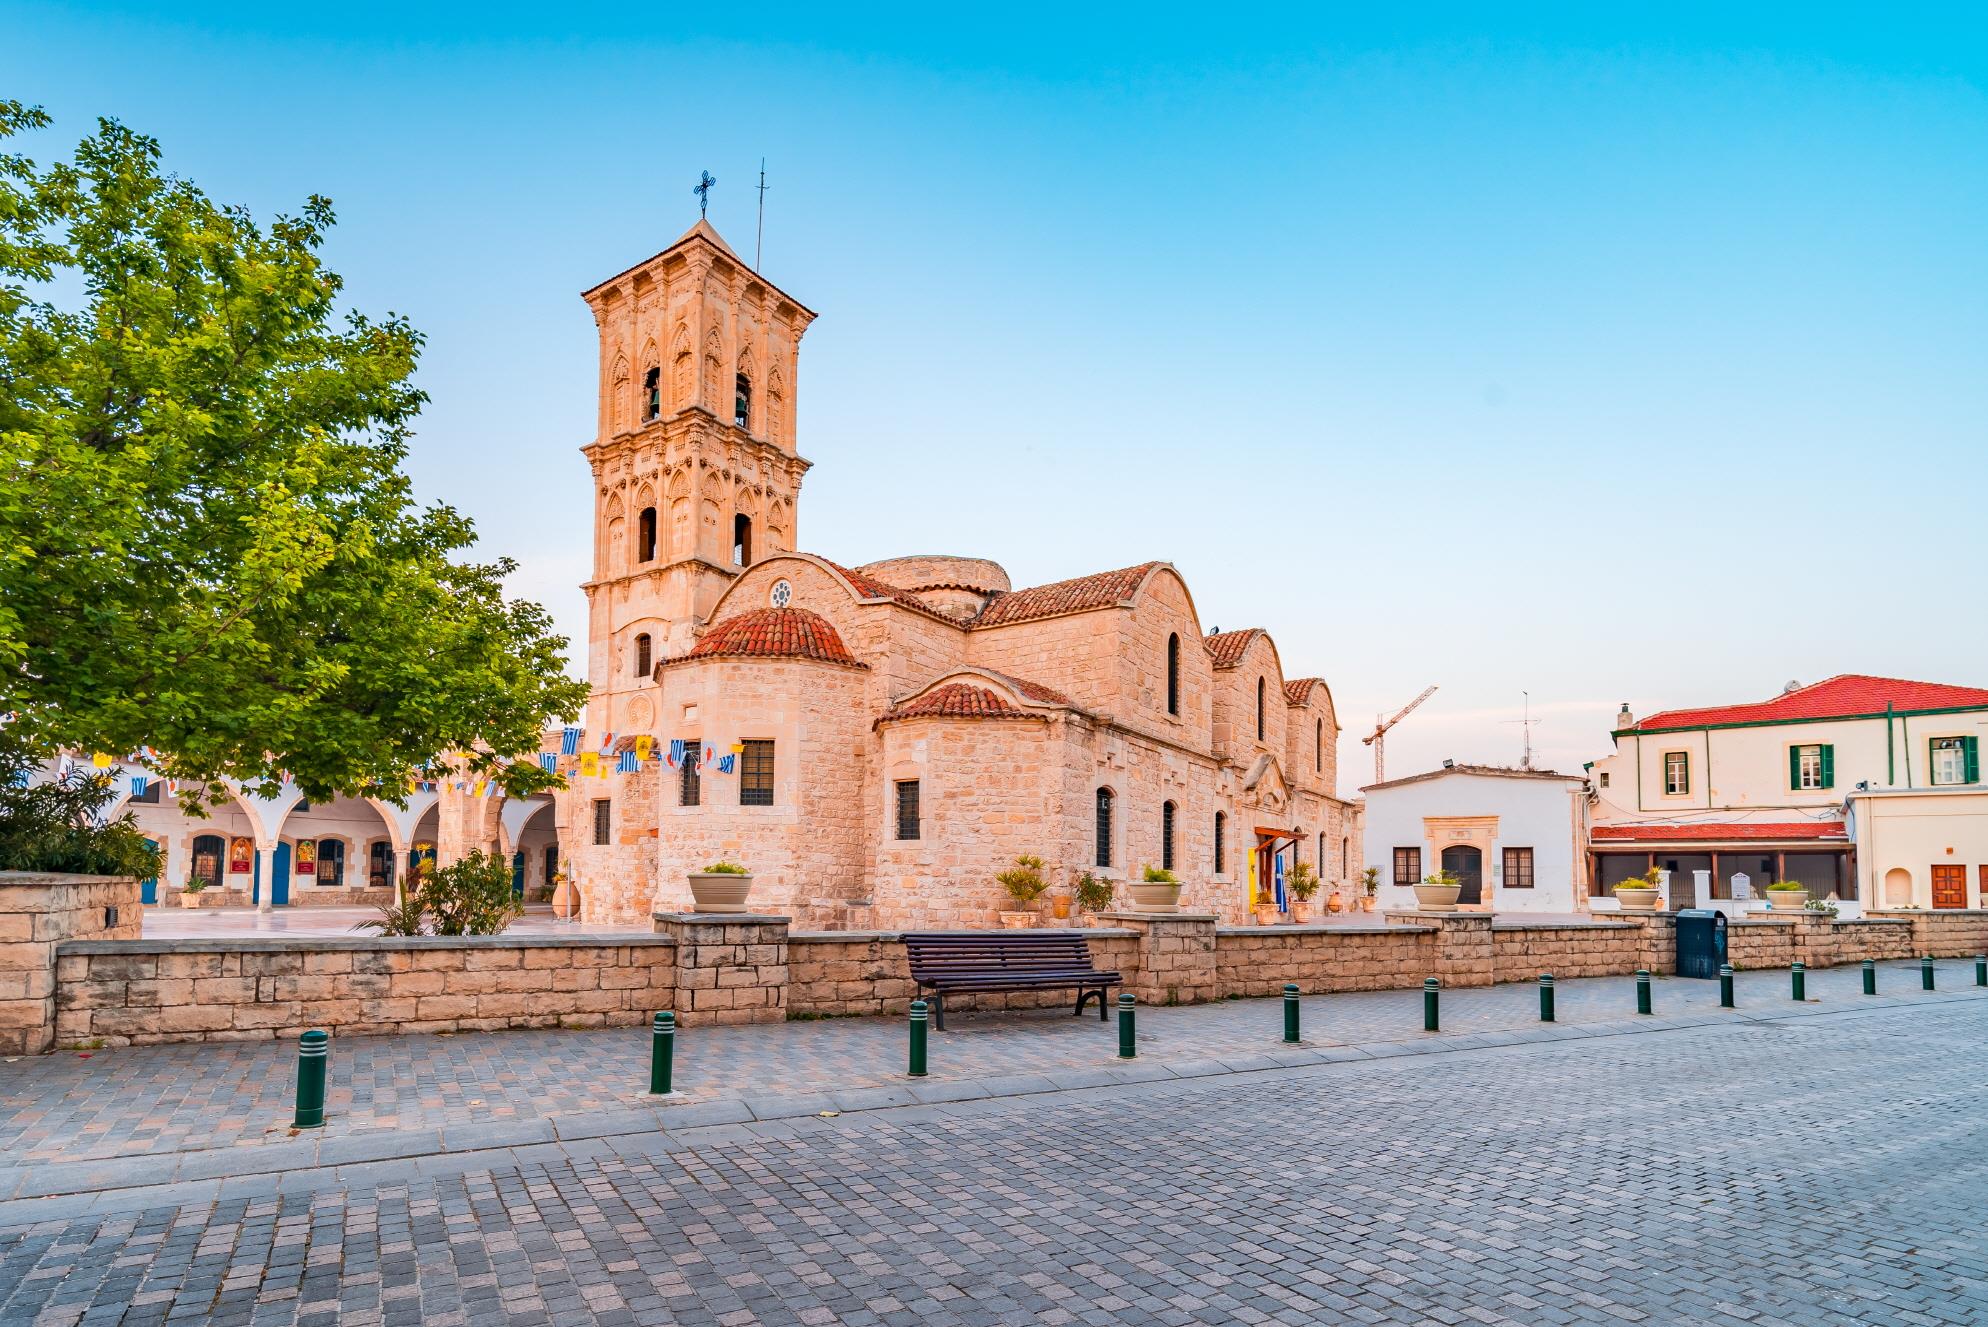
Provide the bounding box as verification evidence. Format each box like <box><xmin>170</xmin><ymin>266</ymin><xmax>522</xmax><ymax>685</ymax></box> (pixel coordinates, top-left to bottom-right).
<box><xmin>1868</xmin><ymin>909</ymin><xmax>1988</xmax><ymax>957</ymax></box>
<box><xmin>1491</xmin><ymin>921</ymin><xmax>1646</xmax><ymax>979</ymax></box>
<box><xmin>1214</xmin><ymin>923</ymin><xmax>1436</xmax><ymax>998</ymax></box>
<box><xmin>788</xmin><ymin>930</ymin><xmax>1139</xmax><ymax>1017</ymax></box>
<box><xmin>1</xmin><ymin>872</ymin><xmax>141</xmax><ymax>1054</ymax></box>
<box><xmin>53</xmin><ymin>937</ymin><xmax>679</xmax><ymax>1047</ymax></box>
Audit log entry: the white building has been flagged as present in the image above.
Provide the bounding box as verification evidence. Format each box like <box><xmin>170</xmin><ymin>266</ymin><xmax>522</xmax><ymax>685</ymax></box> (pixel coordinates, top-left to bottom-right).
<box><xmin>1588</xmin><ymin>674</ymin><xmax>1988</xmax><ymax>912</ymax></box>
<box><xmin>1361</xmin><ymin>764</ymin><xmax>1589</xmax><ymax>914</ymax></box>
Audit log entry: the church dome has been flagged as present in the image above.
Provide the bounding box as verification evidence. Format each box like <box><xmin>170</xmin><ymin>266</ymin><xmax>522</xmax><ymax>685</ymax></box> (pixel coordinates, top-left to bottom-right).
<box><xmin>682</xmin><ymin>608</ymin><xmax>865</xmax><ymax>668</ymax></box>
<box><xmin>855</xmin><ymin>555</ymin><xmax>1010</xmax><ymax>620</ymax></box>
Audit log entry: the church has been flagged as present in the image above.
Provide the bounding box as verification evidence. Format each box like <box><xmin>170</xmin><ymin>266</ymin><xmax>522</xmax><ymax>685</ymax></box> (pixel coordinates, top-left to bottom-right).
<box><xmin>553</xmin><ymin>220</ymin><xmax>1358</xmax><ymax>928</ymax></box>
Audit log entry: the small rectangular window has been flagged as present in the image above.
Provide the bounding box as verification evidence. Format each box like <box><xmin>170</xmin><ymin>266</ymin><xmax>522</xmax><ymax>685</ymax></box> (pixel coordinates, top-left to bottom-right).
<box><xmin>739</xmin><ymin>740</ymin><xmax>774</xmax><ymax>806</ymax></box>
<box><xmin>1663</xmin><ymin>750</ymin><xmax>1690</xmax><ymax>796</ymax></box>
<box><xmin>677</xmin><ymin>740</ymin><xmax>701</xmax><ymax>807</ymax></box>
<box><xmin>1392</xmin><ymin>846</ymin><xmax>1420</xmax><ymax>887</ymax></box>
<box><xmin>1930</xmin><ymin>736</ymin><xmax>1977</xmax><ymax>786</ymax></box>
<box><xmin>1791</xmin><ymin>743</ymin><xmax>1834</xmax><ymax>791</ymax></box>
<box><xmin>1598</xmin><ymin>772</ymin><xmax>1610</xmax><ymax>788</ymax></box>
<box><xmin>592</xmin><ymin>799</ymin><xmax>611</xmax><ymax>846</ymax></box>
<box><xmin>1503</xmin><ymin>847</ymin><xmax>1535</xmax><ymax>889</ymax></box>
<box><xmin>894</xmin><ymin>780</ymin><xmax>920</xmax><ymax>840</ymax></box>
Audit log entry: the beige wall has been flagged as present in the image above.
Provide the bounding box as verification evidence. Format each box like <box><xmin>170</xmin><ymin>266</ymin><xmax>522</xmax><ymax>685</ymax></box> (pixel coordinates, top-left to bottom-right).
<box><xmin>1849</xmin><ymin>789</ymin><xmax>1988</xmax><ymax>908</ymax></box>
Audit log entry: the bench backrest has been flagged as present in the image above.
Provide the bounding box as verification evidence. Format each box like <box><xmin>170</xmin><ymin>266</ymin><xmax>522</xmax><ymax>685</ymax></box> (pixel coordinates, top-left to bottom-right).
<box><xmin>902</xmin><ymin>932</ymin><xmax>1102</xmax><ymax>980</ymax></box>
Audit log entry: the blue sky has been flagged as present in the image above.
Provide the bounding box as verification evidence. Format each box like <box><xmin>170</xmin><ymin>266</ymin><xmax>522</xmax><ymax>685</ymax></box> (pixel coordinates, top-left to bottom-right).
<box><xmin>8</xmin><ymin>3</ymin><xmax>1986</xmax><ymax>785</ymax></box>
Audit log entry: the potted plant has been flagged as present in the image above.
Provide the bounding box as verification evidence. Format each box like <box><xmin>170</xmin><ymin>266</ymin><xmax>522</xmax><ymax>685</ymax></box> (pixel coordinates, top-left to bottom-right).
<box><xmin>996</xmin><ymin>854</ymin><xmax>1046</xmax><ymax>928</ymax></box>
<box><xmin>549</xmin><ymin>869</ymin><xmax>576</xmax><ymax>920</ymax></box>
<box><xmin>1765</xmin><ymin>880</ymin><xmax>1809</xmax><ymax>912</ymax></box>
<box><xmin>1360</xmin><ymin>866</ymin><xmax>1381</xmax><ymax>913</ymax></box>
<box><xmin>1129</xmin><ymin>864</ymin><xmax>1182</xmax><ymax>914</ymax></box>
<box><xmin>1286</xmin><ymin>861</ymin><xmax>1321</xmax><ymax>922</ymax></box>
<box><xmin>688</xmin><ymin>860</ymin><xmax>754</xmax><ymax>914</ymax></box>
<box><xmin>1413</xmin><ymin>869</ymin><xmax>1463</xmax><ymax>912</ymax></box>
<box><xmin>1046</xmin><ymin>883</ymin><xmax>1073</xmax><ymax>923</ymax></box>
<box><xmin>1074</xmin><ymin>870</ymin><xmax>1115</xmax><ymax>925</ymax></box>
<box><xmin>1612</xmin><ymin>866</ymin><xmax>1664</xmax><ymax>912</ymax></box>
<box><xmin>177</xmin><ymin>878</ymin><xmax>207</xmax><ymax>909</ymax></box>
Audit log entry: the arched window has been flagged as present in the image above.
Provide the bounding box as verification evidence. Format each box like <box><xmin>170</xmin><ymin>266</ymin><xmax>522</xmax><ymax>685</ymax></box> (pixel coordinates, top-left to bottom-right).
<box><xmin>1095</xmin><ymin>788</ymin><xmax>1114</xmax><ymax>868</ymax></box>
<box><xmin>1214</xmin><ymin>811</ymin><xmax>1226</xmax><ymax>875</ymax></box>
<box><xmin>1166</xmin><ymin>633</ymin><xmax>1180</xmax><ymax>716</ymax></box>
<box><xmin>1341</xmin><ymin>836</ymin><xmax>1349</xmax><ymax>877</ymax></box>
<box><xmin>642</xmin><ymin>367</ymin><xmax>661</xmax><ymax>421</ymax></box>
<box><xmin>368</xmin><ymin>841</ymin><xmax>396</xmax><ymax>890</ymax></box>
<box><xmin>1315</xmin><ymin>719</ymin><xmax>1323</xmax><ymax>772</ymax></box>
<box><xmin>1318</xmin><ymin>833</ymin><xmax>1326</xmax><ymax>871</ymax></box>
<box><xmin>316</xmin><ymin>839</ymin><xmax>346</xmax><ymax>887</ymax></box>
<box><xmin>1256</xmin><ymin>677</ymin><xmax>1266</xmax><ymax>741</ymax></box>
<box><xmin>732</xmin><ymin>513</ymin><xmax>753</xmax><ymax>567</ymax></box>
<box><xmin>734</xmin><ymin>373</ymin><xmax>752</xmax><ymax>429</ymax></box>
<box><xmin>633</xmin><ymin>633</ymin><xmax>652</xmax><ymax>677</ymax></box>
<box><xmin>1161</xmin><ymin>800</ymin><xmax>1176</xmax><ymax>872</ymax></box>
<box><xmin>191</xmin><ymin>834</ymin><xmax>226</xmax><ymax>890</ymax></box>
<box><xmin>637</xmin><ymin>507</ymin><xmax>657</xmax><ymax>562</ymax></box>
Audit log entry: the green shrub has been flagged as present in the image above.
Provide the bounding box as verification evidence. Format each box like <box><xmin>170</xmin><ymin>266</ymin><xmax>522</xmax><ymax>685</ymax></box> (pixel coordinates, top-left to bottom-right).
<box><xmin>1073</xmin><ymin>870</ymin><xmax>1115</xmax><ymax>914</ymax></box>
<box><xmin>1421</xmin><ymin>870</ymin><xmax>1463</xmax><ymax>889</ymax></box>
<box><xmin>0</xmin><ymin>736</ymin><xmax>158</xmax><ymax>878</ymax></box>
<box><xmin>701</xmin><ymin>861</ymin><xmax>749</xmax><ymax>875</ymax></box>
<box><xmin>1286</xmin><ymin>861</ymin><xmax>1321</xmax><ymax>901</ymax></box>
<box><xmin>996</xmin><ymin>854</ymin><xmax>1047</xmax><ymax>905</ymax></box>
<box><xmin>358</xmin><ymin>849</ymin><xmax>521</xmax><ymax>937</ymax></box>
<box><xmin>1141</xmin><ymin>865</ymin><xmax>1178</xmax><ymax>885</ymax></box>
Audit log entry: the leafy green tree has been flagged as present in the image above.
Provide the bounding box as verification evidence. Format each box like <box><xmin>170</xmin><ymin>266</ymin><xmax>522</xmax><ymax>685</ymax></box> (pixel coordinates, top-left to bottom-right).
<box><xmin>0</xmin><ymin>102</ymin><xmax>588</xmax><ymax>826</ymax></box>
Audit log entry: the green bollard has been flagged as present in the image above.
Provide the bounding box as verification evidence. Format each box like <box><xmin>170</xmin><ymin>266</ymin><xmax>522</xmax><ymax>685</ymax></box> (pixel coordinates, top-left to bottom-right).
<box><xmin>1423</xmin><ymin>977</ymin><xmax>1440</xmax><ymax>1032</ymax></box>
<box><xmin>649</xmin><ymin>1011</ymin><xmax>675</xmax><ymax>1095</ymax></box>
<box><xmin>1791</xmin><ymin>961</ymin><xmax>1806</xmax><ymax>1002</ymax></box>
<box><xmin>292</xmin><ymin>1029</ymin><xmax>329</xmax><ymax>1129</ymax></box>
<box><xmin>1116</xmin><ymin>992</ymin><xmax>1137</xmax><ymax>1059</ymax></box>
<box><xmin>1538</xmin><ymin>973</ymin><xmax>1555</xmax><ymax>1023</ymax></box>
<box><xmin>1283</xmin><ymin>983</ymin><xmax>1301</xmax><ymax>1043</ymax></box>
<box><xmin>1923</xmin><ymin>955</ymin><xmax>1936</xmax><ymax>990</ymax></box>
<box><xmin>1862</xmin><ymin>959</ymin><xmax>1876</xmax><ymax>995</ymax></box>
<box><xmin>1635</xmin><ymin>970</ymin><xmax>1652</xmax><ymax>1016</ymax></box>
<box><xmin>1719</xmin><ymin>964</ymin><xmax>1734</xmax><ymax>1008</ymax></box>
<box><xmin>908</xmin><ymin>1000</ymin><xmax>929</xmax><ymax>1077</ymax></box>
<box><xmin>1976</xmin><ymin>955</ymin><xmax>1986</xmax><ymax>987</ymax></box>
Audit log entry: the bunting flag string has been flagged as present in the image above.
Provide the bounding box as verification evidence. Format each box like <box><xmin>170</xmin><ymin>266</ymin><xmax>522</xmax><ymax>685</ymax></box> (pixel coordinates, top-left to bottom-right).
<box><xmin>560</xmin><ymin>726</ymin><xmax>582</xmax><ymax>756</ymax></box>
<box><xmin>129</xmin><ymin>775</ymin><xmax>150</xmax><ymax>797</ymax></box>
<box><xmin>666</xmin><ymin>739</ymin><xmax>686</xmax><ymax>770</ymax></box>
<box><xmin>578</xmin><ymin>752</ymin><xmax>600</xmax><ymax>778</ymax></box>
<box><xmin>538</xmin><ymin>753</ymin><xmax>557</xmax><ymax>773</ymax></box>
<box><xmin>716</xmin><ymin>753</ymin><xmax>735</xmax><ymax>774</ymax></box>
<box><xmin>633</xmin><ymin>735</ymin><xmax>653</xmax><ymax>762</ymax></box>
<box><xmin>597</xmin><ymin>731</ymin><xmax>618</xmax><ymax>756</ymax></box>
<box><xmin>615</xmin><ymin>749</ymin><xmax>638</xmax><ymax>774</ymax></box>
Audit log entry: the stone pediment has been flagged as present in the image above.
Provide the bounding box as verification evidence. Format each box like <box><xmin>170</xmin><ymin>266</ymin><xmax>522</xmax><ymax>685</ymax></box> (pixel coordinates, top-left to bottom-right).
<box><xmin>1240</xmin><ymin>754</ymin><xmax>1291</xmax><ymax>813</ymax></box>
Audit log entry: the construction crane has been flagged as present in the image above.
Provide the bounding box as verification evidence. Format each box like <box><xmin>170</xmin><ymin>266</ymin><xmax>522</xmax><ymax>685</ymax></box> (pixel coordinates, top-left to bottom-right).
<box><xmin>1363</xmin><ymin>685</ymin><xmax>1437</xmax><ymax>783</ymax></box>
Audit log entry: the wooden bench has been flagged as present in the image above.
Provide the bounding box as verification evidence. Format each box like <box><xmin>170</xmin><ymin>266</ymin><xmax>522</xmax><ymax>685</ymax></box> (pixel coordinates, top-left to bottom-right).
<box><xmin>902</xmin><ymin>932</ymin><xmax>1122</xmax><ymax>1031</ymax></box>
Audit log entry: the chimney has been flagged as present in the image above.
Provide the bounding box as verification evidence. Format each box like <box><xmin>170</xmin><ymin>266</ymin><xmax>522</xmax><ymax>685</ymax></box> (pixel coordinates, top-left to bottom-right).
<box><xmin>1616</xmin><ymin>702</ymin><xmax>1634</xmax><ymax>730</ymax></box>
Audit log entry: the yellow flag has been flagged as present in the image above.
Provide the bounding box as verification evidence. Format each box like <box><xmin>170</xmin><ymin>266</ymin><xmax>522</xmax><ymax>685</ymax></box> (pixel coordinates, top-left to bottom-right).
<box><xmin>579</xmin><ymin>752</ymin><xmax>600</xmax><ymax>777</ymax></box>
<box><xmin>91</xmin><ymin>752</ymin><xmax>113</xmax><ymax>769</ymax></box>
<box><xmin>1247</xmin><ymin>849</ymin><xmax>1258</xmax><ymax>908</ymax></box>
<box><xmin>634</xmin><ymin>735</ymin><xmax>653</xmax><ymax>761</ymax></box>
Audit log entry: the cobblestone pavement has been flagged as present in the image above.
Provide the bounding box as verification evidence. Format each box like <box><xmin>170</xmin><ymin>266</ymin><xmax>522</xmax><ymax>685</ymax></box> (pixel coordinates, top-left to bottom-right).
<box><xmin>2</xmin><ymin>993</ymin><xmax>1985</xmax><ymax>1325</ymax></box>
<box><xmin>4</xmin><ymin>960</ymin><xmax>1981</xmax><ymax>1170</ymax></box>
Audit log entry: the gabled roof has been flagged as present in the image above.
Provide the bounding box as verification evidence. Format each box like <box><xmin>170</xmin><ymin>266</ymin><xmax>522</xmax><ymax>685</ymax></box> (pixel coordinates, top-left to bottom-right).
<box><xmin>1591</xmin><ymin>820</ymin><xmax>1847</xmax><ymax>843</ymax></box>
<box><xmin>972</xmin><ymin>562</ymin><xmax>1163</xmax><ymax>629</ymax></box>
<box><xmin>1284</xmin><ymin>678</ymin><xmax>1325</xmax><ymax>706</ymax></box>
<box><xmin>813</xmin><ymin>557</ymin><xmax>968</xmax><ymax>626</ymax></box>
<box><xmin>672</xmin><ymin>608</ymin><xmax>866</xmax><ymax>669</ymax></box>
<box><xmin>1205</xmin><ymin>628</ymin><xmax>1265</xmax><ymax>669</ymax></box>
<box><xmin>1361</xmin><ymin>763</ymin><xmax>1583</xmax><ymax>793</ymax></box>
<box><xmin>879</xmin><ymin>683</ymin><xmax>1047</xmax><ymax>724</ymax></box>
<box><xmin>1626</xmin><ymin>674</ymin><xmax>1988</xmax><ymax>733</ymax></box>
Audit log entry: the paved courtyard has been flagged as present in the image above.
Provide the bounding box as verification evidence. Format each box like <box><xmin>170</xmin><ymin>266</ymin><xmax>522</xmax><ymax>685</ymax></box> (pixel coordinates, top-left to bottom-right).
<box><xmin>1</xmin><ymin>966</ymin><xmax>1985</xmax><ymax>1324</ymax></box>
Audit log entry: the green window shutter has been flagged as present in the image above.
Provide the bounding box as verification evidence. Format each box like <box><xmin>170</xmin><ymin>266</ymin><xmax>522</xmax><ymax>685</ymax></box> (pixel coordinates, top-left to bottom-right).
<box><xmin>1820</xmin><ymin>744</ymin><xmax>1834</xmax><ymax>789</ymax></box>
<box><xmin>1967</xmin><ymin>736</ymin><xmax>1980</xmax><ymax>784</ymax></box>
<box><xmin>1788</xmin><ymin>746</ymin><xmax>1800</xmax><ymax>790</ymax></box>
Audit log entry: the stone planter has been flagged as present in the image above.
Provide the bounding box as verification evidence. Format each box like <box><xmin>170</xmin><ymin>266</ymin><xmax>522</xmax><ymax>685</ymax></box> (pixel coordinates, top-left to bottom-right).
<box><xmin>1047</xmin><ymin>892</ymin><xmax>1072</xmax><ymax>922</ymax></box>
<box><xmin>1613</xmin><ymin>886</ymin><xmax>1662</xmax><ymax>912</ymax></box>
<box><xmin>687</xmin><ymin>871</ymin><xmax>753</xmax><ymax>915</ymax></box>
<box><xmin>1127</xmin><ymin>881</ymin><xmax>1182</xmax><ymax>914</ymax></box>
<box><xmin>177</xmin><ymin>890</ymin><xmax>205</xmax><ymax>909</ymax></box>
<box><xmin>1412</xmin><ymin>883</ymin><xmax>1462</xmax><ymax>912</ymax></box>
<box><xmin>997</xmin><ymin>910</ymin><xmax>1038</xmax><ymax>929</ymax></box>
<box><xmin>1254</xmin><ymin>905</ymin><xmax>1284</xmax><ymax>926</ymax></box>
<box><xmin>1360</xmin><ymin>894</ymin><xmax>1378</xmax><ymax>913</ymax></box>
<box><xmin>1765</xmin><ymin>889</ymin><xmax>1809</xmax><ymax>912</ymax></box>
<box><xmin>1290</xmin><ymin>900</ymin><xmax>1313</xmax><ymax>923</ymax></box>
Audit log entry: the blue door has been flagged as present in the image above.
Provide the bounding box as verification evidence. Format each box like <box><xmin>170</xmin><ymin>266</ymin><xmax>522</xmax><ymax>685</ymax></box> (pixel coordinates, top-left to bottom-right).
<box><xmin>511</xmin><ymin>851</ymin><xmax>526</xmax><ymax>899</ymax></box>
<box><xmin>271</xmin><ymin>843</ymin><xmax>291</xmax><ymax>906</ymax></box>
<box><xmin>140</xmin><ymin>839</ymin><xmax>160</xmax><ymax>904</ymax></box>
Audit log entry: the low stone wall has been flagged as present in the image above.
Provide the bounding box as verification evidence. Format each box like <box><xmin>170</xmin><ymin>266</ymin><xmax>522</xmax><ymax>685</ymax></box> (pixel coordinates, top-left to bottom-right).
<box><xmin>1727</xmin><ymin>920</ymin><xmax>1798</xmax><ymax>970</ymax></box>
<box><xmin>1868</xmin><ymin>909</ymin><xmax>1988</xmax><ymax>957</ymax></box>
<box><xmin>788</xmin><ymin>930</ymin><xmax>1141</xmax><ymax>1016</ymax></box>
<box><xmin>2</xmin><ymin>872</ymin><xmax>141</xmax><ymax>1054</ymax></box>
<box><xmin>1215</xmin><ymin>923</ymin><xmax>1437</xmax><ymax>997</ymax></box>
<box><xmin>53</xmin><ymin>937</ymin><xmax>679</xmax><ymax>1046</ymax></box>
<box><xmin>1491</xmin><ymin>921</ymin><xmax>1646</xmax><ymax>980</ymax></box>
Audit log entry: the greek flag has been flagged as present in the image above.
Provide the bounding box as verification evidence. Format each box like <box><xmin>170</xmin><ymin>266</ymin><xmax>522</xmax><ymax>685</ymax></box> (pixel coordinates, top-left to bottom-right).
<box><xmin>616</xmin><ymin>749</ymin><xmax>638</xmax><ymax>774</ymax></box>
<box><xmin>560</xmin><ymin>725</ymin><xmax>582</xmax><ymax>756</ymax></box>
<box><xmin>1272</xmin><ymin>853</ymin><xmax>1288</xmax><ymax>912</ymax></box>
<box><xmin>538</xmin><ymin>753</ymin><xmax>556</xmax><ymax>773</ymax></box>
<box><xmin>129</xmin><ymin>774</ymin><xmax>150</xmax><ymax>797</ymax></box>
<box><xmin>716</xmin><ymin>754</ymin><xmax>735</xmax><ymax>774</ymax></box>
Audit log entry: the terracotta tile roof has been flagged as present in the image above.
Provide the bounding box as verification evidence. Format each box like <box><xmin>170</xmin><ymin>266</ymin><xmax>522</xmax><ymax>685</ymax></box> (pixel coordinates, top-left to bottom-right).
<box><xmin>1362</xmin><ymin>763</ymin><xmax>1581</xmax><ymax>793</ymax></box>
<box><xmin>813</xmin><ymin>557</ymin><xmax>966</xmax><ymax>625</ymax></box>
<box><xmin>880</xmin><ymin>683</ymin><xmax>1047</xmax><ymax>723</ymax></box>
<box><xmin>1591</xmin><ymin>821</ymin><xmax>1848</xmax><ymax>843</ymax></box>
<box><xmin>676</xmin><ymin>608</ymin><xmax>867</xmax><ymax>669</ymax></box>
<box><xmin>1284</xmin><ymin>678</ymin><xmax>1323</xmax><ymax>705</ymax></box>
<box><xmin>971</xmin><ymin>562</ymin><xmax>1162</xmax><ymax>629</ymax></box>
<box><xmin>1628</xmin><ymin>675</ymin><xmax>1988</xmax><ymax>733</ymax></box>
<box><xmin>966</xmin><ymin>667</ymin><xmax>1076</xmax><ymax>709</ymax></box>
<box><xmin>1205</xmin><ymin>628</ymin><xmax>1266</xmax><ymax>669</ymax></box>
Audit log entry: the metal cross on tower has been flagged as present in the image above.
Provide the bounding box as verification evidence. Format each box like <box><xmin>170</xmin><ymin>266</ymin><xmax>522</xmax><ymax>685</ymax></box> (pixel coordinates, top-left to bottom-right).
<box><xmin>694</xmin><ymin>170</ymin><xmax>717</xmax><ymax>218</ymax></box>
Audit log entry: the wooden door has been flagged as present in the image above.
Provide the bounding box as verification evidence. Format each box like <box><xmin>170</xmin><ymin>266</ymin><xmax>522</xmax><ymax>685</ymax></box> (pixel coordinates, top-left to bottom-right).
<box><xmin>1931</xmin><ymin>864</ymin><xmax>1966</xmax><ymax>909</ymax></box>
<box><xmin>1442</xmin><ymin>846</ymin><xmax>1483</xmax><ymax>905</ymax></box>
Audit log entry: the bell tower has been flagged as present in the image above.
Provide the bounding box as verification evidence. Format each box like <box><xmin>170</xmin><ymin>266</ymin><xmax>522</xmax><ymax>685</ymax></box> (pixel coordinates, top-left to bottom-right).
<box><xmin>579</xmin><ymin>220</ymin><xmax>816</xmax><ymax>736</ymax></box>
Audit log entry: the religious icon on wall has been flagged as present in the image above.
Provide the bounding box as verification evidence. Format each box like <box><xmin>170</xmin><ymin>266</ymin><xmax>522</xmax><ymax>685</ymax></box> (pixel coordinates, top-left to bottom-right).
<box><xmin>295</xmin><ymin>839</ymin><xmax>316</xmax><ymax>874</ymax></box>
<box><xmin>410</xmin><ymin>842</ymin><xmax>437</xmax><ymax>884</ymax></box>
<box><xmin>228</xmin><ymin>836</ymin><xmax>253</xmax><ymax>874</ymax></box>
